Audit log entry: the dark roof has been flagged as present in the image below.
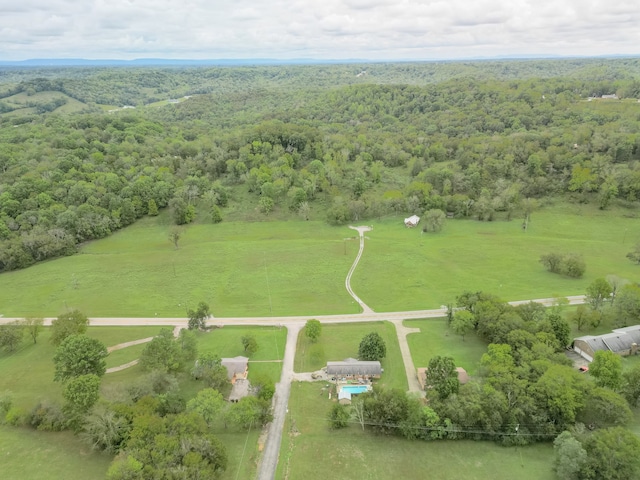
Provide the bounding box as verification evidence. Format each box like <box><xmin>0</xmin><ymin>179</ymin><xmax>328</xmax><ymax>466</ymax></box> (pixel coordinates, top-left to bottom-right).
<box><xmin>326</xmin><ymin>358</ymin><xmax>382</xmax><ymax>376</ymax></box>
<box><xmin>575</xmin><ymin>325</ymin><xmax>640</xmax><ymax>354</ymax></box>
<box><xmin>613</xmin><ymin>325</ymin><xmax>640</xmax><ymax>344</ymax></box>
<box><xmin>574</xmin><ymin>335</ymin><xmax>609</xmax><ymax>352</ymax></box>
<box><xmin>221</xmin><ymin>356</ymin><xmax>249</xmax><ymax>379</ymax></box>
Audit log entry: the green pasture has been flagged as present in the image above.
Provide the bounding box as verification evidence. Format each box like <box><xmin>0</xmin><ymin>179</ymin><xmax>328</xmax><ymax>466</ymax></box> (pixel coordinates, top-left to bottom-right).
<box><xmin>353</xmin><ymin>203</ymin><xmax>640</xmax><ymax>312</ymax></box>
<box><xmin>294</xmin><ymin>321</ymin><xmax>407</xmax><ymax>391</ymax></box>
<box><xmin>0</xmin><ymin>217</ymin><xmax>357</xmax><ymax>317</ymax></box>
<box><xmin>0</xmin><ymin>427</ymin><xmax>112</xmax><ymax>480</ymax></box>
<box><xmin>1</xmin><ymin>204</ymin><xmax>639</xmax><ymax>318</ymax></box>
<box><xmin>405</xmin><ymin>318</ymin><xmax>488</xmax><ymax>376</ymax></box>
<box><xmin>278</xmin><ymin>382</ymin><xmax>555</xmax><ymax>480</ymax></box>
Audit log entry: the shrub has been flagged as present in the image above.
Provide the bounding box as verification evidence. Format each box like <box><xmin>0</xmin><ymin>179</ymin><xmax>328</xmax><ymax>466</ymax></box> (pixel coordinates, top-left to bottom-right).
<box><xmin>5</xmin><ymin>406</ymin><xmax>27</xmax><ymax>426</ymax></box>
<box><xmin>28</xmin><ymin>400</ymin><xmax>67</xmax><ymax>431</ymax></box>
<box><xmin>0</xmin><ymin>391</ymin><xmax>13</xmax><ymax>421</ymax></box>
<box><xmin>540</xmin><ymin>252</ymin><xmax>585</xmax><ymax>278</ymax></box>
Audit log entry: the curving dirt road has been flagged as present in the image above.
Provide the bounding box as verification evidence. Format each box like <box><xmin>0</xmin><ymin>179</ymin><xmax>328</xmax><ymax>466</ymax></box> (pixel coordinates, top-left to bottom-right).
<box><xmin>346</xmin><ymin>225</ymin><xmax>374</xmax><ymax>313</ymax></box>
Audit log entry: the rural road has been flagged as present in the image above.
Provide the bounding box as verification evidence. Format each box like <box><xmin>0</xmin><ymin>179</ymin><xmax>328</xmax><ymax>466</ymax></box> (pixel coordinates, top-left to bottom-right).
<box><xmin>256</xmin><ymin>322</ymin><xmax>302</xmax><ymax>480</ymax></box>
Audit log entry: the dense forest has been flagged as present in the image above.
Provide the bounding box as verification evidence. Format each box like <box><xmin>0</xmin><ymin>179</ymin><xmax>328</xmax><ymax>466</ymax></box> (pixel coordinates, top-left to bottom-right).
<box><xmin>1</xmin><ymin>59</ymin><xmax>640</xmax><ymax>272</ymax></box>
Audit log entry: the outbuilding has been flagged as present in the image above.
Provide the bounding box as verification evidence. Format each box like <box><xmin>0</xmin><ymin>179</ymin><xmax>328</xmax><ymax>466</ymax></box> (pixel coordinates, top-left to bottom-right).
<box><xmin>404</xmin><ymin>215</ymin><xmax>420</xmax><ymax>228</ymax></box>
<box><xmin>573</xmin><ymin>325</ymin><xmax>640</xmax><ymax>362</ymax></box>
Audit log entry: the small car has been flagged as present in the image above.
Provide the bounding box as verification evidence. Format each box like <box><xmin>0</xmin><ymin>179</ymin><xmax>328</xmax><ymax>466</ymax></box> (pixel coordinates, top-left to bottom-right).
<box><xmin>578</xmin><ymin>366</ymin><xmax>589</xmax><ymax>372</ymax></box>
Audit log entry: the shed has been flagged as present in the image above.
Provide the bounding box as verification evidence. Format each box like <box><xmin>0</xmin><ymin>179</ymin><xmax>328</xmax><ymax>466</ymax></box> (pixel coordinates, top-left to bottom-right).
<box><xmin>404</xmin><ymin>215</ymin><xmax>420</xmax><ymax>228</ymax></box>
<box><xmin>221</xmin><ymin>356</ymin><xmax>249</xmax><ymax>383</ymax></box>
<box><xmin>326</xmin><ymin>358</ymin><xmax>382</xmax><ymax>378</ymax></box>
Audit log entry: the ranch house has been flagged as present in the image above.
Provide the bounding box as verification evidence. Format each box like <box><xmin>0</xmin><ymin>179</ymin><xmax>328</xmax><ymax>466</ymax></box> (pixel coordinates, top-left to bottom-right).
<box><xmin>573</xmin><ymin>325</ymin><xmax>640</xmax><ymax>362</ymax></box>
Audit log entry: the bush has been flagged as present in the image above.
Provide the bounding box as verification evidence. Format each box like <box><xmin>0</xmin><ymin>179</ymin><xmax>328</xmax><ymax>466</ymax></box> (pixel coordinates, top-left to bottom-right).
<box><xmin>5</xmin><ymin>406</ymin><xmax>27</xmax><ymax>426</ymax></box>
<box><xmin>0</xmin><ymin>391</ymin><xmax>12</xmax><ymax>422</ymax></box>
<box><xmin>29</xmin><ymin>400</ymin><xmax>67</xmax><ymax>431</ymax></box>
<box><xmin>540</xmin><ymin>252</ymin><xmax>585</xmax><ymax>278</ymax></box>
<box><xmin>562</xmin><ymin>254</ymin><xmax>586</xmax><ymax>278</ymax></box>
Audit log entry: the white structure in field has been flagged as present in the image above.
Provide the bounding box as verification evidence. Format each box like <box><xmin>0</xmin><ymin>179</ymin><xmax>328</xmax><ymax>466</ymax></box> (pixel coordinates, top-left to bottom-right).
<box><xmin>404</xmin><ymin>215</ymin><xmax>420</xmax><ymax>228</ymax></box>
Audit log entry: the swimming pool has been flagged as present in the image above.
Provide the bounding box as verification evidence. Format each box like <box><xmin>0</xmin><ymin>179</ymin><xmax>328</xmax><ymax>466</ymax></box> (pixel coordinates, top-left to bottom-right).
<box><xmin>340</xmin><ymin>385</ymin><xmax>370</xmax><ymax>394</ymax></box>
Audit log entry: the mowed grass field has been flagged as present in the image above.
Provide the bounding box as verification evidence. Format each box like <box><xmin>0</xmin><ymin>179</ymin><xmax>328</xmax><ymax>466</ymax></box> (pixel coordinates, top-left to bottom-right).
<box><xmin>405</xmin><ymin>318</ymin><xmax>488</xmax><ymax>376</ymax></box>
<box><xmin>277</xmin><ymin>382</ymin><xmax>555</xmax><ymax>480</ymax></box>
<box><xmin>0</xmin><ymin>217</ymin><xmax>358</xmax><ymax>317</ymax></box>
<box><xmin>0</xmin><ymin>326</ymin><xmax>162</xmax><ymax>408</ymax></box>
<box><xmin>0</xmin><ymin>427</ymin><xmax>112</xmax><ymax>480</ymax></box>
<box><xmin>294</xmin><ymin>321</ymin><xmax>407</xmax><ymax>391</ymax></box>
<box><xmin>353</xmin><ymin>203</ymin><xmax>640</xmax><ymax>311</ymax></box>
<box><xmin>1</xmin><ymin>203</ymin><xmax>639</xmax><ymax>318</ymax></box>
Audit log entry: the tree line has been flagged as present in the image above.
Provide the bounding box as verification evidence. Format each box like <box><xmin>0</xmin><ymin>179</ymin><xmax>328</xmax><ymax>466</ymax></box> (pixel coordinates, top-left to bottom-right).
<box><xmin>2</xmin><ymin>61</ymin><xmax>640</xmax><ymax>272</ymax></box>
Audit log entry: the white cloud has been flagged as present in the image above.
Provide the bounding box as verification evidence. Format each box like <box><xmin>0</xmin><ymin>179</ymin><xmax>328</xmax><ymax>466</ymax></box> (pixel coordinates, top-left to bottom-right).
<box><xmin>0</xmin><ymin>0</ymin><xmax>637</xmax><ymax>60</ymax></box>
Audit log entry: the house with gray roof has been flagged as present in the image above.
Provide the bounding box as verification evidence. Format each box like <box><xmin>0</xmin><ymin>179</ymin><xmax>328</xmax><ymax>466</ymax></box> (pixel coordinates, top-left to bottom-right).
<box><xmin>573</xmin><ymin>325</ymin><xmax>640</xmax><ymax>362</ymax></box>
<box><xmin>326</xmin><ymin>358</ymin><xmax>382</xmax><ymax>378</ymax></box>
<box><xmin>221</xmin><ymin>356</ymin><xmax>249</xmax><ymax>383</ymax></box>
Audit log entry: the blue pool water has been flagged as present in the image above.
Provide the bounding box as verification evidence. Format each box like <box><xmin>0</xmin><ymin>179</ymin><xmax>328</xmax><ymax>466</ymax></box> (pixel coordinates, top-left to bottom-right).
<box><xmin>341</xmin><ymin>385</ymin><xmax>369</xmax><ymax>394</ymax></box>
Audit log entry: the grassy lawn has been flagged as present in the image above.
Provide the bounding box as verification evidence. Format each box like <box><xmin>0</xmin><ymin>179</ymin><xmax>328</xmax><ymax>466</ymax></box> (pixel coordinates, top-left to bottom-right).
<box><xmin>405</xmin><ymin>318</ymin><xmax>488</xmax><ymax>376</ymax></box>
<box><xmin>247</xmin><ymin>362</ymin><xmax>283</xmax><ymax>385</ymax></box>
<box><xmin>294</xmin><ymin>321</ymin><xmax>407</xmax><ymax>391</ymax></box>
<box><xmin>278</xmin><ymin>382</ymin><xmax>555</xmax><ymax>480</ymax></box>
<box><xmin>197</xmin><ymin>325</ymin><xmax>287</xmax><ymax>361</ymax></box>
<box><xmin>87</xmin><ymin>326</ymin><xmax>162</xmax><ymax>347</ymax></box>
<box><xmin>2</xmin><ymin>204</ymin><xmax>638</xmax><ymax>318</ymax></box>
<box><xmin>0</xmin><ymin>427</ymin><xmax>112</xmax><ymax>480</ymax></box>
<box><xmin>0</xmin><ymin>332</ymin><xmax>62</xmax><ymax>408</ymax></box>
<box><xmin>0</xmin><ymin>327</ymin><xmax>167</xmax><ymax>408</ymax></box>
<box><xmin>105</xmin><ymin>343</ymin><xmax>148</xmax><ymax>369</ymax></box>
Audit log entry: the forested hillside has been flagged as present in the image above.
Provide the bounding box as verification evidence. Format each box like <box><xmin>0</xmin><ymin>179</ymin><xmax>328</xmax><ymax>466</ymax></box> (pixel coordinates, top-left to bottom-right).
<box><xmin>1</xmin><ymin>59</ymin><xmax>640</xmax><ymax>272</ymax></box>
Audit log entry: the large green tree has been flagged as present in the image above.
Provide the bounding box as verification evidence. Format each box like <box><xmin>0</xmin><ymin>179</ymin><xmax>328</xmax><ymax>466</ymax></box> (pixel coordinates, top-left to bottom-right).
<box><xmin>241</xmin><ymin>335</ymin><xmax>259</xmax><ymax>356</ymax></box>
<box><xmin>451</xmin><ymin>310</ymin><xmax>475</xmax><ymax>341</ymax></box>
<box><xmin>580</xmin><ymin>427</ymin><xmax>640</xmax><ymax>480</ymax></box>
<box><xmin>553</xmin><ymin>431</ymin><xmax>587</xmax><ymax>480</ymax></box>
<box><xmin>108</xmin><ymin>411</ymin><xmax>228</xmax><ymax>479</ymax></box>
<box><xmin>192</xmin><ymin>352</ymin><xmax>229</xmax><ymax>391</ymax></box>
<box><xmin>425</xmin><ymin>356</ymin><xmax>459</xmax><ymax>400</ymax></box>
<box><xmin>358</xmin><ymin>332</ymin><xmax>386</xmax><ymax>361</ymax></box>
<box><xmin>0</xmin><ymin>321</ymin><xmax>24</xmax><ymax>352</ymax></box>
<box><xmin>22</xmin><ymin>317</ymin><xmax>43</xmax><ymax>344</ymax></box>
<box><xmin>140</xmin><ymin>328</ymin><xmax>183</xmax><ymax>373</ymax></box>
<box><xmin>63</xmin><ymin>374</ymin><xmax>101</xmax><ymax>413</ymax></box>
<box><xmin>186</xmin><ymin>388</ymin><xmax>226</xmax><ymax>426</ymax></box>
<box><xmin>304</xmin><ymin>319</ymin><xmax>322</xmax><ymax>343</ymax></box>
<box><xmin>53</xmin><ymin>335</ymin><xmax>107</xmax><ymax>382</ymax></box>
<box><xmin>50</xmin><ymin>310</ymin><xmax>89</xmax><ymax>346</ymax></box>
<box><xmin>589</xmin><ymin>350</ymin><xmax>623</xmax><ymax>390</ymax></box>
<box><xmin>585</xmin><ymin>277</ymin><xmax>612</xmax><ymax>311</ymax></box>
<box><xmin>187</xmin><ymin>301</ymin><xmax>210</xmax><ymax>330</ymax></box>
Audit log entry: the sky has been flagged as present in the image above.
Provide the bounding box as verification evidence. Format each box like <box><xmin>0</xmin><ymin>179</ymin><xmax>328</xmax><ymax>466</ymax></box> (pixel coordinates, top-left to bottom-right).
<box><xmin>1</xmin><ymin>0</ymin><xmax>638</xmax><ymax>61</ymax></box>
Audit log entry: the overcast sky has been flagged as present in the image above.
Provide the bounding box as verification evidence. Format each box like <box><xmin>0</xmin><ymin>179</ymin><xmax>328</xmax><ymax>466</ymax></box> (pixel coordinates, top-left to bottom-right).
<box><xmin>1</xmin><ymin>0</ymin><xmax>638</xmax><ymax>61</ymax></box>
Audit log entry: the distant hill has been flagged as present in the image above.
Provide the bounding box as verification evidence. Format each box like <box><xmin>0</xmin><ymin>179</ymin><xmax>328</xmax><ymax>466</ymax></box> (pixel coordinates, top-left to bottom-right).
<box><xmin>0</xmin><ymin>58</ymin><xmax>371</xmax><ymax>67</ymax></box>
